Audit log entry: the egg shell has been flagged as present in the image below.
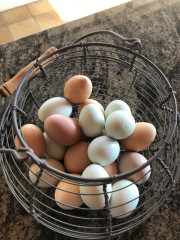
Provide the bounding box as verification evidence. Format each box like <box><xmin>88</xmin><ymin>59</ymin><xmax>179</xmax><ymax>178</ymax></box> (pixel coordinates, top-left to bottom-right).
<box><xmin>80</xmin><ymin>164</ymin><xmax>112</xmax><ymax>209</ymax></box>
<box><xmin>103</xmin><ymin>162</ymin><xmax>119</xmax><ymax>176</ymax></box>
<box><xmin>64</xmin><ymin>75</ymin><xmax>92</xmax><ymax>103</ymax></box>
<box><xmin>64</xmin><ymin>141</ymin><xmax>91</xmax><ymax>174</ymax></box>
<box><xmin>79</xmin><ymin>104</ymin><xmax>105</xmax><ymax>137</ymax></box>
<box><xmin>29</xmin><ymin>158</ymin><xmax>65</xmax><ymax>188</ymax></box>
<box><xmin>55</xmin><ymin>174</ymin><xmax>83</xmax><ymax>210</ymax></box>
<box><xmin>105</xmin><ymin>110</ymin><xmax>135</xmax><ymax>140</ymax></box>
<box><xmin>88</xmin><ymin>136</ymin><xmax>120</xmax><ymax>166</ymax></box>
<box><xmin>109</xmin><ymin>179</ymin><xmax>139</xmax><ymax>218</ymax></box>
<box><xmin>105</xmin><ymin>100</ymin><xmax>131</xmax><ymax>119</ymax></box>
<box><xmin>38</xmin><ymin>97</ymin><xmax>72</xmax><ymax>122</ymax></box>
<box><xmin>119</xmin><ymin>122</ymin><xmax>156</xmax><ymax>151</ymax></box>
<box><xmin>78</xmin><ymin>99</ymin><xmax>104</xmax><ymax>115</ymax></box>
<box><xmin>44</xmin><ymin>114</ymin><xmax>81</xmax><ymax>146</ymax></box>
<box><xmin>118</xmin><ymin>152</ymin><xmax>151</xmax><ymax>184</ymax></box>
<box><xmin>101</xmin><ymin>128</ymin><xmax>108</xmax><ymax>136</ymax></box>
<box><xmin>44</xmin><ymin>132</ymin><xmax>66</xmax><ymax>160</ymax></box>
<box><xmin>72</xmin><ymin>118</ymin><xmax>90</xmax><ymax>141</ymax></box>
<box><xmin>15</xmin><ymin>124</ymin><xmax>45</xmax><ymax>159</ymax></box>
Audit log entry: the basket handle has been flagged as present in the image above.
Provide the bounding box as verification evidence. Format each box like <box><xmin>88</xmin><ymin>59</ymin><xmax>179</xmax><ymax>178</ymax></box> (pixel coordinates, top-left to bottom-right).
<box><xmin>0</xmin><ymin>47</ymin><xmax>58</xmax><ymax>107</ymax></box>
<box><xmin>73</xmin><ymin>30</ymin><xmax>142</xmax><ymax>54</ymax></box>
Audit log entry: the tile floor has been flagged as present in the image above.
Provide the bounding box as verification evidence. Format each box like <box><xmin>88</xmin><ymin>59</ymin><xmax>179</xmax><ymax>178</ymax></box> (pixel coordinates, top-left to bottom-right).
<box><xmin>0</xmin><ymin>0</ymin><xmax>65</xmax><ymax>45</ymax></box>
<box><xmin>0</xmin><ymin>0</ymin><xmax>130</xmax><ymax>45</ymax></box>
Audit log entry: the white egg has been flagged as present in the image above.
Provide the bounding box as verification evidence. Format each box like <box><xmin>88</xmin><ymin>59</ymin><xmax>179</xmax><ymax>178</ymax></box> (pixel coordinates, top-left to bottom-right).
<box><xmin>80</xmin><ymin>164</ymin><xmax>112</xmax><ymax>209</ymax></box>
<box><xmin>88</xmin><ymin>136</ymin><xmax>120</xmax><ymax>166</ymax></box>
<box><xmin>44</xmin><ymin>132</ymin><xmax>66</xmax><ymax>160</ymax></box>
<box><xmin>105</xmin><ymin>100</ymin><xmax>131</xmax><ymax>119</ymax></box>
<box><xmin>105</xmin><ymin>110</ymin><xmax>135</xmax><ymax>140</ymax></box>
<box><xmin>79</xmin><ymin>104</ymin><xmax>105</xmax><ymax>137</ymax></box>
<box><xmin>38</xmin><ymin>97</ymin><xmax>72</xmax><ymax>122</ymax></box>
<box><xmin>109</xmin><ymin>179</ymin><xmax>139</xmax><ymax>218</ymax></box>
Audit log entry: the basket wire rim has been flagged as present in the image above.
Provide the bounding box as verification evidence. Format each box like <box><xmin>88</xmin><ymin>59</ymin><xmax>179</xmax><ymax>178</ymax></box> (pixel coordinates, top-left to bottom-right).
<box><xmin>8</xmin><ymin>41</ymin><xmax>178</xmax><ymax>184</ymax></box>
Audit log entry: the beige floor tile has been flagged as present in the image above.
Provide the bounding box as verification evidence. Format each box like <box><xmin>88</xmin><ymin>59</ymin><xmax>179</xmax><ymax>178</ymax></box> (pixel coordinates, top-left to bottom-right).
<box><xmin>35</xmin><ymin>11</ymin><xmax>64</xmax><ymax>30</ymax></box>
<box><xmin>2</xmin><ymin>5</ymin><xmax>32</xmax><ymax>25</ymax></box>
<box><xmin>8</xmin><ymin>18</ymin><xmax>40</xmax><ymax>39</ymax></box>
<box><xmin>0</xmin><ymin>14</ymin><xmax>6</xmax><ymax>27</ymax></box>
<box><xmin>27</xmin><ymin>0</ymin><xmax>54</xmax><ymax>16</ymax></box>
<box><xmin>0</xmin><ymin>26</ymin><xmax>13</xmax><ymax>44</ymax></box>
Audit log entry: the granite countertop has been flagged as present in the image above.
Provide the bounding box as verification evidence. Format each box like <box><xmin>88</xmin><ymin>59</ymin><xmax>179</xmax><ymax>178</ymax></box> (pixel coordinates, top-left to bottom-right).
<box><xmin>0</xmin><ymin>0</ymin><xmax>180</xmax><ymax>239</ymax></box>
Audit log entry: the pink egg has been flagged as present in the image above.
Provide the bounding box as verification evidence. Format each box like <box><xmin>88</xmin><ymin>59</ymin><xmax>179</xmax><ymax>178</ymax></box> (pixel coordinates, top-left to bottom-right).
<box><xmin>118</xmin><ymin>152</ymin><xmax>151</xmax><ymax>184</ymax></box>
<box><xmin>44</xmin><ymin>114</ymin><xmax>81</xmax><ymax>146</ymax></box>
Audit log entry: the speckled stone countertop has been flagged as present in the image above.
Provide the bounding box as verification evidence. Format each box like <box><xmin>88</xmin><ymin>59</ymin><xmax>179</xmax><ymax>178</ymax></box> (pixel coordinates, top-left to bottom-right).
<box><xmin>0</xmin><ymin>0</ymin><xmax>180</xmax><ymax>239</ymax></box>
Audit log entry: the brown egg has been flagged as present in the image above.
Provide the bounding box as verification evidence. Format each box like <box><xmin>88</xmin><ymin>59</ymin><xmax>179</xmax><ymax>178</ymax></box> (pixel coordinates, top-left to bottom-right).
<box><xmin>44</xmin><ymin>114</ymin><xmax>81</xmax><ymax>146</ymax></box>
<box><xmin>78</xmin><ymin>99</ymin><xmax>104</xmax><ymax>115</ymax></box>
<box><xmin>15</xmin><ymin>124</ymin><xmax>45</xmax><ymax>159</ymax></box>
<box><xmin>119</xmin><ymin>122</ymin><xmax>156</xmax><ymax>152</ymax></box>
<box><xmin>29</xmin><ymin>158</ymin><xmax>65</xmax><ymax>188</ymax></box>
<box><xmin>103</xmin><ymin>161</ymin><xmax>118</xmax><ymax>176</ymax></box>
<box><xmin>118</xmin><ymin>152</ymin><xmax>151</xmax><ymax>184</ymax></box>
<box><xmin>64</xmin><ymin>141</ymin><xmax>91</xmax><ymax>174</ymax></box>
<box><xmin>55</xmin><ymin>173</ymin><xmax>83</xmax><ymax>210</ymax></box>
<box><xmin>64</xmin><ymin>75</ymin><xmax>92</xmax><ymax>103</ymax></box>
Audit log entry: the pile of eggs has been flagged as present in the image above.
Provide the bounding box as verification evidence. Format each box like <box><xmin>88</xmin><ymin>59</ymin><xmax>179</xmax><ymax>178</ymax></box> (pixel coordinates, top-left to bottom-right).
<box><xmin>15</xmin><ymin>75</ymin><xmax>156</xmax><ymax>218</ymax></box>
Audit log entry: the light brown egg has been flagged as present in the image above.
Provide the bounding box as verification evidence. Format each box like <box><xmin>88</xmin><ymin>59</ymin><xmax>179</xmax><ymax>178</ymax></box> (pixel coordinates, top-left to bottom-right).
<box><xmin>64</xmin><ymin>141</ymin><xmax>91</xmax><ymax>174</ymax></box>
<box><xmin>119</xmin><ymin>122</ymin><xmax>156</xmax><ymax>152</ymax></box>
<box><xmin>118</xmin><ymin>152</ymin><xmax>151</xmax><ymax>184</ymax></box>
<box><xmin>64</xmin><ymin>75</ymin><xmax>92</xmax><ymax>103</ymax></box>
<box><xmin>14</xmin><ymin>124</ymin><xmax>45</xmax><ymax>159</ymax></box>
<box><xmin>78</xmin><ymin>99</ymin><xmax>104</xmax><ymax>115</ymax></box>
<box><xmin>103</xmin><ymin>161</ymin><xmax>118</xmax><ymax>176</ymax></box>
<box><xmin>44</xmin><ymin>114</ymin><xmax>81</xmax><ymax>146</ymax></box>
<box><xmin>55</xmin><ymin>173</ymin><xmax>83</xmax><ymax>210</ymax></box>
<box><xmin>29</xmin><ymin>158</ymin><xmax>65</xmax><ymax>188</ymax></box>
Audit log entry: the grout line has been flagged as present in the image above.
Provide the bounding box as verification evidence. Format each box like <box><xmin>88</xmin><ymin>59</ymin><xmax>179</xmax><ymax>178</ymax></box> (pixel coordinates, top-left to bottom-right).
<box><xmin>0</xmin><ymin>12</ymin><xmax>8</xmax><ymax>26</ymax></box>
<box><xmin>5</xmin><ymin>25</ymin><xmax>15</xmax><ymax>41</ymax></box>
<box><xmin>6</xmin><ymin>25</ymin><xmax>17</xmax><ymax>40</ymax></box>
<box><xmin>25</xmin><ymin>4</ymin><xmax>33</xmax><ymax>18</ymax></box>
<box><xmin>25</xmin><ymin>4</ymin><xmax>41</xmax><ymax>31</ymax></box>
<box><xmin>26</xmin><ymin>1</ymin><xmax>56</xmax><ymax>18</ymax></box>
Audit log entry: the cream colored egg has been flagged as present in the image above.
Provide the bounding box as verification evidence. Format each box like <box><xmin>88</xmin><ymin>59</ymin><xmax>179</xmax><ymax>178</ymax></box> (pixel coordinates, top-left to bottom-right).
<box><xmin>109</xmin><ymin>180</ymin><xmax>139</xmax><ymax>218</ymax></box>
<box><xmin>44</xmin><ymin>132</ymin><xmax>66</xmax><ymax>160</ymax></box>
<box><xmin>80</xmin><ymin>164</ymin><xmax>112</xmax><ymax>209</ymax></box>
<box><xmin>79</xmin><ymin>104</ymin><xmax>105</xmax><ymax>137</ymax></box>
<box><xmin>105</xmin><ymin>110</ymin><xmax>135</xmax><ymax>140</ymax></box>
<box><xmin>105</xmin><ymin>100</ymin><xmax>131</xmax><ymax>119</ymax></box>
<box><xmin>29</xmin><ymin>158</ymin><xmax>65</xmax><ymax>188</ymax></box>
<box><xmin>38</xmin><ymin>97</ymin><xmax>72</xmax><ymax>122</ymax></box>
<box><xmin>78</xmin><ymin>99</ymin><xmax>104</xmax><ymax>115</ymax></box>
<box><xmin>88</xmin><ymin>136</ymin><xmax>120</xmax><ymax>166</ymax></box>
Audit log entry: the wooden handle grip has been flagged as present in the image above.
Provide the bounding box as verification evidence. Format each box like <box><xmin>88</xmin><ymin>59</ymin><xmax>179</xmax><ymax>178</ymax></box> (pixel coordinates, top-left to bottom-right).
<box><xmin>0</xmin><ymin>47</ymin><xmax>58</xmax><ymax>97</ymax></box>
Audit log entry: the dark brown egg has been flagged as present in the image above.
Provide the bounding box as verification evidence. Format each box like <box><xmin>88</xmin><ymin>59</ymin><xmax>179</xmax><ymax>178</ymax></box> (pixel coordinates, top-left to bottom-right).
<box><xmin>44</xmin><ymin>114</ymin><xmax>81</xmax><ymax>146</ymax></box>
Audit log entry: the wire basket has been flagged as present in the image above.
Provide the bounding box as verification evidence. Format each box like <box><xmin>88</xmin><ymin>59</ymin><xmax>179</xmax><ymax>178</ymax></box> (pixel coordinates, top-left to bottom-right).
<box><xmin>0</xmin><ymin>30</ymin><xmax>180</xmax><ymax>240</ymax></box>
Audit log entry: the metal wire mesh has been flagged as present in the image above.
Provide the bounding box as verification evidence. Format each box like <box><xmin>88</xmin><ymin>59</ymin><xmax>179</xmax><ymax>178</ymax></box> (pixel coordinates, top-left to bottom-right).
<box><xmin>0</xmin><ymin>31</ymin><xmax>179</xmax><ymax>239</ymax></box>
